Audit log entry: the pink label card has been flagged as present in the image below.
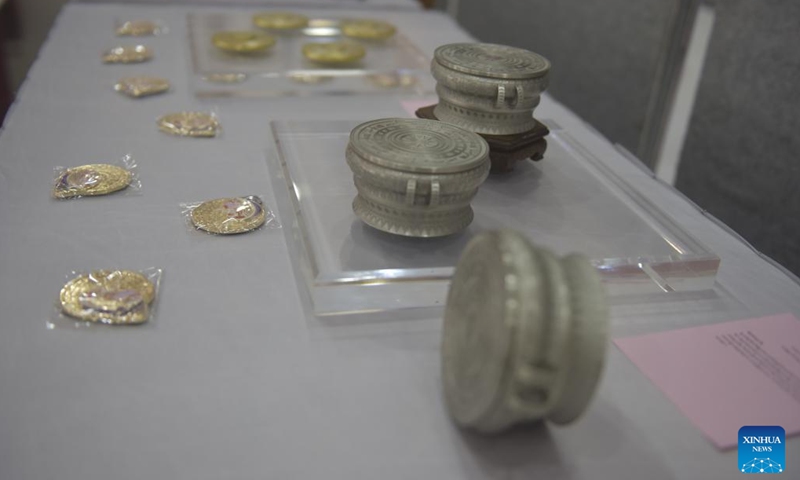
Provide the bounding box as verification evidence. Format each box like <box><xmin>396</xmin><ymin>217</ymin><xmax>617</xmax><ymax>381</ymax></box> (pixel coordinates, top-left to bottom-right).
<box><xmin>614</xmin><ymin>313</ymin><xmax>800</xmax><ymax>449</ymax></box>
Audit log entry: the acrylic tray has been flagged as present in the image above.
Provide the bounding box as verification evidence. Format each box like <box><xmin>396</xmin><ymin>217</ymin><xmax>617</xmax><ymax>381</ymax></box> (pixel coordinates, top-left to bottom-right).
<box><xmin>269</xmin><ymin>120</ymin><xmax>720</xmax><ymax>316</ymax></box>
<box><xmin>188</xmin><ymin>12</ymin><xmax>433</xmax><ymax>98</ymax></box>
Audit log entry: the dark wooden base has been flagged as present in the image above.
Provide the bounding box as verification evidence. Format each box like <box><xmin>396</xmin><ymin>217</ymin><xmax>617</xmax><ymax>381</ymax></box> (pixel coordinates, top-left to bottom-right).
<box><xmin>415</xmin><ymin>104</ymin><xmax>550</xmax><ymax>173</ymax></box>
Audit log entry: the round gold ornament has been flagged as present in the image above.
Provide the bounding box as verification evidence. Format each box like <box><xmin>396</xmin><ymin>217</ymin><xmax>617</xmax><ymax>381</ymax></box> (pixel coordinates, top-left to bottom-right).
<box><xmin>116</xmin><ymin>20</ymin><xmax>160</xmax><ymax>37</ymax></box>
<box><xmin>114</xmin><ymin>76</ymin><xmax>170</xmax><ymax>98</ymax></box>
<box><xmin>157</xmin><ymin>112</ymin><xmax>219</xmax><ymax>137</ymax></box>
<box><xmin>302</xmin><ymin>41</ymin><xmax>365</xmax><ymax>64</ymax></box>
<box><xmin>190</xmin><ymin>196</ymin><xmax>266</xmax><ymax>234</ymax></box>
<box><xmin>53</xmin><ymin>164</ymin><xmax>132</xmax><ymax>199</ymax></box>
<box><xmin>60</xmin><ymin>270</ymin><xmax>156</xmax><ymax>324</ymax></box>
<box><xmin>341</xmin><ymin>19</ymin><xmax>396</xmax><ymax>40</ymax></box>
<box><xmin>253</xmin><ymin>11</ymin><xmax>309</xmax><ymax>30</ymax></box>
<box><xmin>212</xmin><ymin>31</ymin><xmax>276</xmax><ymax>53</ymax></box>
<box><xmin>102</xmin><ymin>45</ymin><xmax>152</xmax><ymax>64</ymax></box>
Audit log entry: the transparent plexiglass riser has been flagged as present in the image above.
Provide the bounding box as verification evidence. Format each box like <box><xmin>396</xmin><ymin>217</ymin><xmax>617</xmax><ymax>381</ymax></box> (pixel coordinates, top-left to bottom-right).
<box><xmin>269</xmin><ymin>120</ymin><xmax>720</xmax><ymax>316</ymax></box>
<box><xmin>188</xmin><ymin>13</ymin><xmax>434</xmax><ymax>98</ymax></box>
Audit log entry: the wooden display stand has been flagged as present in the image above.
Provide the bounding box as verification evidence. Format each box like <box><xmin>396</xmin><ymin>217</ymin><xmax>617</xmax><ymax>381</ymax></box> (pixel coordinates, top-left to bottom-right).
<box><xmin>415</xmin><ymin>104</ymin><xmax>550</xmax><ymax>173</ymax></box>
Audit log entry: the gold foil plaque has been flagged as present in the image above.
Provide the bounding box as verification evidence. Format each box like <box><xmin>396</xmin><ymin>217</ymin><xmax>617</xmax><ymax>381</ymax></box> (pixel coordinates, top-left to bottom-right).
<box><xmin>157</xmin><ymin>112</ymin><xmax>219</xmax><ymax>137</ymax></box>
<box><xmin>102</xmin><ymin>45</ymin><xmax>153</xmax><ymax>64</ymax></box>
<box><xmin>212</xmin><ymin>31</ymin><xmax>276</xmax><ymax>54</ymax></box>
<box><xmin>341</xmin><ymin>19</ymin><xmax>396</xmax><ymax>40</ymax></box>
<box><xmin>253</xmin><ymin>12</ymin><xmax>309</xmax><ymax>30</ymax></box>
<box><xmin>116</xmin><ymin>20</ymin><xmax>161</xmax><ymax>37</ymax></box>
<box><xmin>367</xmin><ymin>72</ymin><xmax>418</xmax><ymax>88</ymax></box>
<box><xmin>53</xmin><ymin>164</ymin><xmax>132</xmax><ymax>199</ymax></box>
<box><xmin>190</xmin><ymin>196</ymin><xmax>266</xmax><ymax>234</ymax></box>
<box><xmin>60</xmin><ymin>270</ymin><xmax>156</xmax><ymax>324</ymax></box>
<box><xmin>302</xmin><ymin>41</ymin><xmax>365</xmax><ymax>64</ymax></box>
<box><xmin>114</xmin><ymin>76</ymin><xmax>170</xmax><ymax>98</ymax></box>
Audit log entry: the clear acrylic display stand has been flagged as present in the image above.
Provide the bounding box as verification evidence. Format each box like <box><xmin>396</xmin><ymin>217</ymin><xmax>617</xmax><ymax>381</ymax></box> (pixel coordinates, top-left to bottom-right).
<box><xmin>188</xmin><ymin>12</ymin><xmax>434</xmax><ymax>98</ymax></box>
<box><xmin>269</xmin><ymin>120</ymin><xmax>720</xmax><ymax>316</ymax></box>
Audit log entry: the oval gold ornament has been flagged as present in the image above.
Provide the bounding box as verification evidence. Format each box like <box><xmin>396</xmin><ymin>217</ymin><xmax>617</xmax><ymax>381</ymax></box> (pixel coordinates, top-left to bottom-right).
<box><xmin>157</xmin><ymin>112</ymin><xmax>219</xmax><ymax>138</ymax></box>
<box><xmin>190</xmin><ymin>196</ymin><xmax>266</xmax><ymax>234</ymax></box>
<box><xmin>53</xmin><ymin>164</ymin><xmax>132</xmax><ymax>199</ymax></box>
<box><xmin>341</xmin><ymin>19</ymin><xmax>396</xmax><ymax>40</ymax></box>
<box><xmin>302</xmin><ymin>41</ymin><xmax>365</xmax><ymax>64</ymax></box>
<box><xmin>212</xmin><ymin>31</ymin><xmax>276</xmax><ymax>53</ymax></box>
<box><xmin>252</xmin><ymin>12</ymin><xmax>309</xmax><ymax>30</ymax></box>
<box><xmin>60</xmin><ymin>270</ymin><xmax>156</xmax><ymax>324</ymax></box>
<box><xmin>102</xmin><ymin>45</ymin><xmax>153</xmax><ymax>64</ymax></box>
<box><xmin>116</xmin><ymin>20</ymin><xmax>160</xmax><ymax>37</ymax></box>
<box><xmin>114</xmin><ymin>76</ymin><xmax>170</xmax><ymax>98</ymax></box>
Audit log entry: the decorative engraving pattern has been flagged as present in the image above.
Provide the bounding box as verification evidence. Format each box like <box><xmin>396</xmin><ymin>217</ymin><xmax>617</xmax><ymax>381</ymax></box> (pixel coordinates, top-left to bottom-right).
<box><xmin>435</xmin><ymin>43</ymin><xmax>550</xmax><ymax>80</ymax></box>
<box><xmin>349</xmin><ymin>118</ymin><xmax>489</xmax><ymax>174</ymax></box>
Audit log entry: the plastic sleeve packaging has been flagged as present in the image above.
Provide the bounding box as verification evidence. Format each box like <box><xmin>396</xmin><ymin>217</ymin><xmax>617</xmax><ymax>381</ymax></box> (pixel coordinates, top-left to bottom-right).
<box><xmin>52</xmin><ymin>154</ymin><xmax>142</xmax><ymax>199</ymax></box>
<box><xmin>114</xmin><ymin>18</ymin><xmax>168</xmax><ymax>37</ymax></box>
<box><xmin>180</xmin><ymin>194</ymin><xmax>281</xmax><ymax>235</ymax></box>
<box><xmin>49</xmin><ymin>267</ymin><xmax>163</xmax><ymax>329</ymax></box>
<box><xmin>156</xmin><ymin>110</ymin><xmax>222</xmax><ymax>138</ymax></box>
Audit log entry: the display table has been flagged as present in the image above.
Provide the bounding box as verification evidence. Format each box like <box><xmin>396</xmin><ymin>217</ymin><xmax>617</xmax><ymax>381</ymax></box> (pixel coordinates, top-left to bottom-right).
<box><xmin>0</xmin><ymin>3</ymin><xmax>798</xmax><ymax>480</ymax></box>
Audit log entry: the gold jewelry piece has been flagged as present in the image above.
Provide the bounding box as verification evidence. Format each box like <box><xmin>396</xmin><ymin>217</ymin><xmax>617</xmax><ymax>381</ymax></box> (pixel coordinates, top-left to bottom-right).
<box><xmin>212</xmin><ymin>31</ymin><xmax>276</xmax><ymax>53</ymax></box>
<box><xmin>157</xmin><ymin>112</ymin><xmax>219</xmax><ymax>137</ymax></box>
<box><xmin>341</xmin><ymin>19</ymin><xmax>396</xmax><ymax>40</ymax></box>
<box><xmin>367</xmin><ymin>72</ymin><xmax>417</xmax><ymax>88</ymax></box>
<box><xmin>204</xmin><ymin>73</ymin><xmax>247</xmax><ymax>84</ymax></box>
<box><xmin>253</xmin><ymin>12</ymin><xmax>309</xmax><ymax>30</ymax></box>
<box><xmin>190</xmin><ymin>196</ymin><xmax>266</xmax><ymax>234</ymax></box>
<box><xmin>60</xmin><ymin>270</ymin><xmax>156</xmax><ymax>324</ymax></box>
<box><xmin>289</xmin><ymin>73</ymin><xmax>334</xmax><ymax>84</ymax></box>
<box><xmin>116</xmin><ymin>20</ymin><xmax>160</xmax><ymax>37</ymax></box>
<box><xmin>53</xmin><ymin>164</ymin><xmax>132</xmax><ymax>199</ymax></box>
<box><xmin>114</xmin><ymin>76</ymin><xmax>170</xmax><ymax>98</ymax></box>
<box><xmin>102</xmin><ymin>45</ymin><xmax>153</xmax><ymax>64</ymax></box>
<box><xmin>302</xmin><ymin>41</ymin><xmax>365</xmax><ymax>64</ymax></box>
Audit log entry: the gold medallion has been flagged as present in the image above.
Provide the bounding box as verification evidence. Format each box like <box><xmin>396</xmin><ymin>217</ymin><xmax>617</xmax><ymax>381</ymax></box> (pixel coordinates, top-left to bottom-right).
<box><xmin>190</xmin><ymin>196</ymin><xmax>266</xmax><ymax>234</ymax></box>
<box><xmin>60</xmin><ymin>270</ymin><xmax>156</xmax><ymax>324</ymax></box>
<box><xmin>341</xmin><ymin>19</ymin><xmax>396</xmax><ymax>40</ymax></box>
<box><xmin>302</xmin><ymin>41</ymin><xmax>365</xmax><ymax>64</ymax></box>
<box><xmin>204</xmin><ymin>73</ymin><xmax>247</xmax><ymax>84</ymax></box>
<box><xmin>253</xmin><ymin>12</ymin><xmax>309</xmax><ymax>30</ymax></box>
<box><xmin>289</xmin><ymin>73</ymin><xmax>334</xmax><ymax>84</ymax></box>
<box><xmin>114</xmin><ymin>76</ymin><xmax>170</xmax><ymax>98</ymax></box>
<box><xmin>53</xmin><ymin>164</ymin><xmax>132</xmax><ymax>199</ymax></box>
<box><xmin>367</xmin><ymin>72</ymin><xmax>418</xmax><ymax>88</ymax></box>
<box><xmin>116</xmin><ymin>20</ymin><xmax>160</xmax><ymax>37</ymax></box>
<box><xmin>102</xmin><ymin>45</ymin><xmax>153</xmax><ymax>64</ymax></box>
<box><xmin>157</xmin><ymin>112</ymin><xmax>219</xmax><ymax>137</ymax></box>
<box><xmin>212</xmin><ymin>31</ymin><xmax>276</xmax><ymax>54</ymax></box>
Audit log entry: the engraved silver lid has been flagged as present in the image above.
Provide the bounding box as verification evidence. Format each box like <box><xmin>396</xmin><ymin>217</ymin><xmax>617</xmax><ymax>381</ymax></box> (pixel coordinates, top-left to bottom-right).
<box><xmin>434</xmin><ymin>43</ymin><xmax>550</xmax><ymax>80</ymax></box>
<box><xmin>348</xmin><ymin>118</ymin><xmax>489</xmax><ymax>174</ymax></box>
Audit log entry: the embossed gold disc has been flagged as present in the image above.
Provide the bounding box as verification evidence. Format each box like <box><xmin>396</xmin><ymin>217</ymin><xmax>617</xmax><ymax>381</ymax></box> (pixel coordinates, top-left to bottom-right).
<box><xmin>157</xmin><ymin>112</ymin><xmax>219</xmax><ymax>137</ymax></box>
<box><xmin>102</xmin><ymin>45</ymin><xmax>153</xmax><ymax>64</ymax></box>
<box><xmin>253</xmin><ymin>12</ymin><xmax>309</xmax><ymax>30</ymax></box>
<box><xmin>212</xmin><ymin>31</ymin><xmax>276</xmax><ymax>53</ymax></box>
<box><xmin>116</xmin><ymin>20</ymin><xmax>160</xmax><ymax>36</ymax></box>
<box><xmin>341</xmin><ymin>19</ymin><xmax>396</xmax><ymax>40</ymax></box>
<box><xmin>60</xmin><ymin>270</ymin><xmax>156</xmax><ymax>324</ymax></box>
<box><xmin>302</xmin><ymin>41</ymin><xmax>365</xmax><ymax>64</ymax></box>
<box><xmin>53</xmin><ymin>164</ymin><xmax>132</xmax><ymax>199</ymax></box>
<box><xmin>115</xmin><ymin>76</ymin><xmax>170</xmax><ymax>98</ymax></box>
<box><xmin>190</xmin><ymin>196</ymin><xmax>266</xmax><ymax>234</ymax></box>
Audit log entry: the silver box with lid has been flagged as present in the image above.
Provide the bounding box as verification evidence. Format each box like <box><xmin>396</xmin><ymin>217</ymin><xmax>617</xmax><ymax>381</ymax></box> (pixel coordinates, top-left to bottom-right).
<box><xmin>432</xmin><ymin>43</ymin><xmax>550</xmax><ymax>135</ymax></box>
<box><xmin>346</xmin><ymin>118</ymin><xmax>490</xmax><ymax>237</ymax></box>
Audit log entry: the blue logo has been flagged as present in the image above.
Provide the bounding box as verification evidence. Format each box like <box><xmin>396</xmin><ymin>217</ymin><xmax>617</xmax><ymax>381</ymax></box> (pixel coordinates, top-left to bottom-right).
<box><xmin>739</xmin><ymin>426</ymin><xmax>785</xmax><ymax>474</ymax></box>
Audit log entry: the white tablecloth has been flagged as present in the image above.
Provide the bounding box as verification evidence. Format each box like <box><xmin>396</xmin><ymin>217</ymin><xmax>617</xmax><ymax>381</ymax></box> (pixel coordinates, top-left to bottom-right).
<box><xmin>1</xmin><ymin>3</ymin><xmax>798</xmax><ymax>479</ymax></box>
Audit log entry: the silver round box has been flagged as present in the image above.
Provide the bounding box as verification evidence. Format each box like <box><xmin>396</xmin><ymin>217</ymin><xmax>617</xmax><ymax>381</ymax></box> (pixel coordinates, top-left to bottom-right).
<box><xmin>432</xmin><ymin>43</ymin><xmax>550</xmax><ymax>135</ymax></box>
<box><xmin>346</xmin><ymin>118</ymin><xmax>491</xmax><ymax>237</ymax></box>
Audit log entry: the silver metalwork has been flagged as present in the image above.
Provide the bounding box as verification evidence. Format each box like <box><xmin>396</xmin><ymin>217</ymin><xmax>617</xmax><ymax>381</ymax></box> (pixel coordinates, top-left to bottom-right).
<box><xmin>346</xmin><ymin>118</ymin><xmax>490</xmax><ymax>237</ymax></box>
<box><xmin>432</xmin><ymin>43</ymin><xmax>550</xmax><ymax>135</ymax></box>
